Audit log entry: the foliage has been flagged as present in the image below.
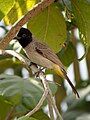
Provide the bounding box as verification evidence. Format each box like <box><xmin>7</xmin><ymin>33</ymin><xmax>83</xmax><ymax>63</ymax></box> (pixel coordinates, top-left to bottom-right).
<box><xmin>0</xmin><ymin>0</ymin><xmax>15</xmax><ymax>20</ymax></box>
<box><xmin>0</xmin><ymin>74</ymin><xmax>56</xmax><ymax>119</ymax></box>
<box><xmin>27</xmin><ymin>3</ymin><xmax>67</xmax><ymax>52</ymax></box>
<box><xmin>63</xmin><ymin>85</ymin><xmax>90</xmax><ymax>120</ymax></box>
<box><xmin>0</xmin><ymin>0</ymin><xmax>90</xmax><ymax>119</ymax></box>
<box><xmin>71</xmin><ymin>0</ymin><xmax>90</xmax><ymax>47</ymax></box>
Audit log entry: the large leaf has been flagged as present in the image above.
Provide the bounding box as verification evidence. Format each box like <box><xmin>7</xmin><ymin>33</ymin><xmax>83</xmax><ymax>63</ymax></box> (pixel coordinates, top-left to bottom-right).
<box><xmin>17</xmin><ymin>116</ymin><xmax>37</xmax><ymax>120</ymax></box>
<box><xmin>32</xmin><ymin>110</ymin><xmax>50</xmax><ymax>120</ymax></box>
<box><xmin>28</xmin><ymin>3</ymin><xmax>67</xmax><ymax>52</ymax></box>
<box><xmin>63</xmin><ymin>86</ymin><xmax>90</xmax><ymax>120</ymax></box>
<box><xmin>0</xmin><ymin>95</ymin><xmax>12</xmax><ymax>120</ymax></box>
<box><xmin>0</xmin><ymin>74</ymin><xmax>57</xmax><ymax>108</ymax></box>
<box><xmin>63</xmin><ymin>110</ymin><xmax>89</xmax><ymax>120</ymax></box>
<box><xmin>0</xmin><ymin>74</ymin><xmax>43</xmax><ymax>107</ymax></box>
<box><xmin>71</xmin><ymin>0</ymin><xmax>90</xmax><ymax>47</ymax></box>
<box><xmin>4</xmin><ymin>0</ymin><xmax>36</xmax><ymax>25</ymax></box>
<box><xmin>0</xmin><ymin>59</ymin><xmax>23</xmax><ymax>74</ymax></box>
<box><xmin>0</xmin><ymin>0</ymin><xmax>15</xmax><ymax>20</ymax></box>
<box><xmin>17</xmin><ymin>110</ymin><xmax>50</xmax><ymax>120</ymax></box>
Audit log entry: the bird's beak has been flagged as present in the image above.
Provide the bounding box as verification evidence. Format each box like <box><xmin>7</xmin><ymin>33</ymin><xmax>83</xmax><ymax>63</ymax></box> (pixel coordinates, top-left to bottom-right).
<box><xmin>13</xmin><ymin>36</ymin><xmax>21</xmax><ymax>40</ymax></box>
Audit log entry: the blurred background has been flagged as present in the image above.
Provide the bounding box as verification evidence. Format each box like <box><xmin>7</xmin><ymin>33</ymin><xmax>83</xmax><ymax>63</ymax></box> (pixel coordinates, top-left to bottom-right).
<box><xmin>0</xmin><ymin>20</ymin><xmax>90</xmax><ymax>120</ymax></box>
<box><xmin>0</xmin><ymin>0</ymin><xmax>90</xmax><ymax>119</ymax></box>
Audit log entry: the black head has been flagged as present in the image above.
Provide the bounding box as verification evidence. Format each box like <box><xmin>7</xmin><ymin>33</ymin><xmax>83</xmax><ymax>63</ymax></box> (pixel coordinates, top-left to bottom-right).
<box><xmin>14</xmin><ymin>28</ymin><xmax>32</xmax><ymax>48</ymax></box>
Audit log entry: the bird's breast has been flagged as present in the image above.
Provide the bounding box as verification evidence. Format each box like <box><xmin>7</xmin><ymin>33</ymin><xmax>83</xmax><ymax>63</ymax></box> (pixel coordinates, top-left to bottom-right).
<box><xmin>25</xmin><ymin>46</ymin><xmax>54</xmax><ymax>69</ymax></box>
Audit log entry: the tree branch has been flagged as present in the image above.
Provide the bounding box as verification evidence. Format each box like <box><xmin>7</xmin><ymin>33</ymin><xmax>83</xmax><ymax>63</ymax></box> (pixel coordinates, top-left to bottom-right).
<box><xmin>47</xmin><ymin>86</ymin><xmax>63</xmax><ymax>120</ymax></box>
<box><xmin>0</xmin><ymin>49</ymin><xmax>63</xmax><ymax>119</ymax></box>
<box><xmin>0</xmin><ymin>49</ymin><xmax>31</xmax><ymax>71</ymax></box>
<box><xmin>47</xmin><ymin>99</ymin><xmax>54</xmax><ymax>120</ymax></box>
<box><xmin>26</xmin><ymin>89</ymin><xmax>48</xmax><ymax>117</ymax></box>
<box><xmin>39</xmin><ymin>73</ymin><xmax>63</xmax><ymax>120</ymax></box>
<box><xmin>0</xmin><ymin>0</ymin><xmax>63</xmax><ymax>119</ymax></box>
<box><xmin>39</xmin><ymin>73</ymin><xmax>54</xmax><ymax>120</ymax></box>
<box><xmin>0</xmin><ymin>0</ymin><xmax>55</xmax><ymax>50</ymax></box>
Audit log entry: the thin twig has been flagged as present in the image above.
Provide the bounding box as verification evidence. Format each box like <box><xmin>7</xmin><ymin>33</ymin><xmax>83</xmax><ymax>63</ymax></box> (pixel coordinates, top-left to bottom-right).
<box><xmin>47</xmin><ymin>95</ymin><xmax>54</xmax><ymax>120</ymax></box>
<box><xmin>46</xmin><ymin>82</ymin><xmax>63</xmax><ymax>120</ymax></box>
<box><xmin>0</xmin><ymin>50</ymin><xmax>29</xmax><ymax>64</ymax></box>
<box><xmin>0</xmin><ymin>49</ymin><xmax>31</xmax><ymax>70</ymax></box>
<box><xmin>39</xmin><ymin>72</ymin><xmax>63</xmax><ymax>120</ymax></box>
<box><xmin>0</xmin><ymin>50</ymin><xmax>49</xmax><ymax>117</ymax></box>
<box><xmin>25</xmin><ymin>89</ymin><xmax>48</xmax><ymax>117</ymax></box>
<box><xmin>0</xmin><ymin>50</ymin><xmax>63</xmax><ymax>119</ymax></box>
<box><xmin>39</xmin><ymin>73</ymin><xmax>54</xmax><ymax>120</ymax></box>
<box><xmin>45</xmin><ymin>79</ymin><xmax>63</xmax><ymax>120</ymax></box>
<box><xmin>0</xmin><ymin>0</ymin><xmax>55</xmax><ymax>49</ymax></box>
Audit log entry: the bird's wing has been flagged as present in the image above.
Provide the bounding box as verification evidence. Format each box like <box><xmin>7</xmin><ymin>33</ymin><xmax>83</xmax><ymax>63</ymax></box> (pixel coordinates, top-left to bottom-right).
<box><xmin>34</xmin><ymin>41</ymin><xmax>65</xmax><ymax>70</ymax></box>
<box><xmin>34</xmin><ymin>41</ymin><xmax>80</xmax><ymax>98</ymax></box>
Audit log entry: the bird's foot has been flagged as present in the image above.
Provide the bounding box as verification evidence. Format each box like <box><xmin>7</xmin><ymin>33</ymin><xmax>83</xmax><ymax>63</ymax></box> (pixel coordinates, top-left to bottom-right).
<box><xmin>34</xmin><ymin>68</ymin><xmax>45</xmax><ymax>77</ymax></box>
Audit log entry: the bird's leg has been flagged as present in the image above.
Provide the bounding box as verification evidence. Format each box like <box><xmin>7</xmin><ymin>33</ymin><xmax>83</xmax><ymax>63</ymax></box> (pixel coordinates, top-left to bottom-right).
<box><xmin>34</xmin><ymin>67</ymin><xmax>45</xmax><ymax>77</ymax></box>
<box><xmin>29</xmin><ymin>62</ymin><xmax>45</xmax><ymax>77</ymax></box>
<box><xmin>29</xmin><ymin>62</ymin><xmax>39</xmax><ymax>75</ymax></box>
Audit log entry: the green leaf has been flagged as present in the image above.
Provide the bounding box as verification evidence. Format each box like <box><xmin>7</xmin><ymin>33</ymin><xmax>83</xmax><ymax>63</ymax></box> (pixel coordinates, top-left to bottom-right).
<box><xmin>0</xmin><ymin>0</ymin><xmax>15</xmax><ymax>20</ymax></box>
<box><xmin>27</xmin><ymin>3</ymin><xmax>67</xmax><ymax>53</ymax></box>
<box><xmin>17</xmin><ymin>110</ymin><xmax>50</xmax><ymax>120</ymax></box>
<box><xmin>63</xmin><ymin>110</ymin><xmax>85</xmax><ymax>120</ymax></box>
<box><xmin>17</xmin><ymin>116</ymin><xmax>37</xmax><ymax>120</ymax></box>
<box><xmin>0</xmin><ymin>74</ymin><xmax>43</xmax><ymax>107</ymax></box>
<box><xmin>0</xmin><ymin>74</ymin><xmax>57</xmax><ymax>109</ymax></box>
<box><xmin>4</xmin><ymin>0</ymin><xmax>36</xmax><ymax>25</ymax></box>
<box><xmin>63</xmin><ymin>86</ymin><xmax>90</xmax><ymax>120</ymax></box>
<box><xmin>71</xmin><ymin>0</ymin><xmax>90</xmax><ymax>47</ymax></box>
<box><xmin>0</xmin><ymin>59</ymin><xmax>23</xmax><ymax>74</ymax></box>
<box><xmin>57</xmin><ymin>41</ymin><xmax>76</xmax><ymax>67</ymax></box>
<box><xmin>32</xmin><ymin>110</ymin><xmax>50</xmax><ymax>120</ymax></box>
<box><xmin>0</xmin><ymin>95</ymin><xmax>12</xmax><ymax>120</ymax></box>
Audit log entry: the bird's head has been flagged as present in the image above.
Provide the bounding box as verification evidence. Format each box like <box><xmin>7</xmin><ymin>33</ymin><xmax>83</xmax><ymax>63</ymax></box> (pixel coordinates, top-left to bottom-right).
<box><xmin>14</xmin><ymin>28</ymin><xmax>32</xmax><ymax>48</ymax></box>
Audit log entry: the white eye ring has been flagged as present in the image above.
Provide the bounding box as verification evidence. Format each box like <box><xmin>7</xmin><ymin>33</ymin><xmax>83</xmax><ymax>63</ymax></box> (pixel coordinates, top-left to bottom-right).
<box><xmin>22</xmin><ymin>34</ymin><xmax>26</xmax><ymax>37</ymax></box>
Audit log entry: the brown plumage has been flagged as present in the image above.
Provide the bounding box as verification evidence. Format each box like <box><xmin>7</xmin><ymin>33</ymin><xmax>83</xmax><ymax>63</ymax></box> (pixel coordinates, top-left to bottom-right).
<box><xmin>14</xmin><ymin>28</ymin><xmax>80</xmax><ymax>98</ymax></box>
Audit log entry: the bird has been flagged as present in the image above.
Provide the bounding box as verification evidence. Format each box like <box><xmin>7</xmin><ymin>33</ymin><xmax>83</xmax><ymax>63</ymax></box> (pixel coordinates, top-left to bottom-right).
<box><xmin>14</xmin><ymin>27</ymin><xmax>80</xmax><ymax>98</ymax></box>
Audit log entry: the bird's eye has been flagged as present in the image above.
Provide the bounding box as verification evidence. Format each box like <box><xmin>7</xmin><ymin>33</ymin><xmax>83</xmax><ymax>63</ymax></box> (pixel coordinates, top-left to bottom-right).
<box><xmin>22</xmin><ymin>34</ymin><xmax>26</xmax><ymax>37</ymax></box>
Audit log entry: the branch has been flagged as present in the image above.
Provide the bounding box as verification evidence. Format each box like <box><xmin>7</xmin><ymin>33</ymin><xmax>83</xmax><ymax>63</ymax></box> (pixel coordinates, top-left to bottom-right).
<box><xmin>0</xmin><ymin>50</ymin><xmax>49</xmax><ymax>117</ymax></box>
<box><xmin>0</xmin><ymin>0</ymin><xmax>55</xmax><ymax>49</ymax></box>
<box><xmin>0</xmin><ymin>50</ymin><xmax>49</xmax><ymax>118</ymax></box>
<box><xmin>46</xmin><ymin>85</ymin><xmax>63</xmax><ymax>120</ymax></box>
<box><xmin>0</xmin><ymin>50</ymin><xmax>63</xmax><ymax>119</ymax></box>
<box><xmin>39</xmin><ymin>73</ymin><xmax>63</xmax><ymax>120</ymax></box>
<box><xmin>26</xmin><ymin>89</ymin><xmax>48</xmax><ymax>117</ymax></box>
<box><xmin>39</xmin><ymin>73</ymin><xmax>54</xmax><ymax>120</ymax></box>
<box><xmin>47</xmin><ymin>95</ymin><xmax>54</xmax><ymax>120</ymax></box>
<box><xmin>0</xmin><ymin>50</ymin><xmax>31</xmax><ymax>71</ymax></box>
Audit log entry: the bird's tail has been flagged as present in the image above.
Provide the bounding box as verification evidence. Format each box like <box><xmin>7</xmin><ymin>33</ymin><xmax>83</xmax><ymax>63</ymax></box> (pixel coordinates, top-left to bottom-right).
<box><xmin>64</xmin><ymin>74</ymin><xmax>80</xmax><ymax>98</ymax></box>
<box><xmin>53</xmin><ymin>64</ymin><xmax>80</xmax><ymax>98</ymax></box>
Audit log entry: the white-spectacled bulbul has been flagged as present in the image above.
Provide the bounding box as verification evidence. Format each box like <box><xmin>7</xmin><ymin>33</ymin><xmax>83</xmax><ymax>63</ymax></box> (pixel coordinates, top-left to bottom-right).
<box><xmin>14</xmin><ymin>27</ymin><xmax>80</xmax><ymax>98</ymax></box>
